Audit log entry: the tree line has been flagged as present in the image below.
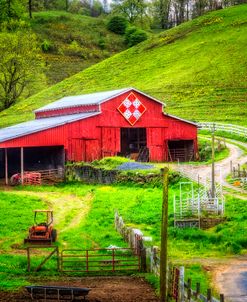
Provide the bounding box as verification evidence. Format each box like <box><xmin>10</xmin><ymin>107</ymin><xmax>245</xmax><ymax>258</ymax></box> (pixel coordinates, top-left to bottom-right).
<box><xmin>0</xmin><ymin>0</ymin><xmax>245</xmax><ymax>28</ymax></box>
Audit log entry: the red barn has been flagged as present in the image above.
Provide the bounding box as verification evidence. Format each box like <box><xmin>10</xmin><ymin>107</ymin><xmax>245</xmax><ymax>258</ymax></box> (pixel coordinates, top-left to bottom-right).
<box><xmin>0</xmin><ymin>88</ymin><xmax>198</xmax><ymax>183</ymax></box>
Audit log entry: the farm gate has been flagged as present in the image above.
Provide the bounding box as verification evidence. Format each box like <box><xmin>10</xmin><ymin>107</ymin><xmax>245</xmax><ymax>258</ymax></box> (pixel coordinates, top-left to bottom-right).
<box><xmin>60</xmin><ymin>248</ymin><xmax>141</xmax><ymax>273</ymax></box>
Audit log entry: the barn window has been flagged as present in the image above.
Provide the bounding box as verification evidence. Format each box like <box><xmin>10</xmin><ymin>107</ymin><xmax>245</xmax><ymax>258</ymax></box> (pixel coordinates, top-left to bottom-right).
<box><xmin>168</xmin><ymin>140</ymin><xmax>194</xmax><ymax>162</ymax></box>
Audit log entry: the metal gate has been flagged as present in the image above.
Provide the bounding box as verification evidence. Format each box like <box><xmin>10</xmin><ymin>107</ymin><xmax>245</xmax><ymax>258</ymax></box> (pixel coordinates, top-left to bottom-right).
<box><xmin>61</xmin><ymin>248</ymin><xmax>140</xmax><ymax>273</ymax></box>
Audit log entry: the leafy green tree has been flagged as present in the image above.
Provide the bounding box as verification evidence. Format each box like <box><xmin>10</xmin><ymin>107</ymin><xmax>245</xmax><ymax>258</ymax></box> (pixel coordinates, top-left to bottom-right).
<box><xmin>0</xmin><ymin>31</ymin><xmax>45</xmax><ymax>109</ymax></box>
<box><xmin>107</xmin><ymin>15</ymin><xmax>128</xmax><ymax>34</ymax></box>
<box><xmin>112</xmin><ymin>0</ymin><xmax>147</xmax><ymax>23</ymax></box>
<box><xmin>0</xmin><ymin>0</ymin><xmax>25</xmax><ymax>23</ymax></box>
<box><xmin>124</xmin><ymin>26</ymin><xmax>147</xmax><ymax>46</ymax></box>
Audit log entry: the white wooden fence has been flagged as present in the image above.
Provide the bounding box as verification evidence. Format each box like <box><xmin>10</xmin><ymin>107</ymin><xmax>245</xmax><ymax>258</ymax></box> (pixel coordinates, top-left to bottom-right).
<box><xmin>198</xmin><ymin>122</ymin><xmax>247</xmax><ymax>138</ymax></box>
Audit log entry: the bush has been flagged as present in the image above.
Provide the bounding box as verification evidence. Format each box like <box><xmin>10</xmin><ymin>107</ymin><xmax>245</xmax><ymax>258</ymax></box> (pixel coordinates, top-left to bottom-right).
<box><xmin>107</xmin><ymin>16</ymin><xmax>128</xmax><ymax>35</ymax></box>
<box><xmin>41</xmin><ymin>39</ymin><xmax>53</xmax><ymax>52</ymax></box>
<box><xmin>124</xmin><ymin>27</ymin><xmax>148</xmax><ymax>47</ymax></box>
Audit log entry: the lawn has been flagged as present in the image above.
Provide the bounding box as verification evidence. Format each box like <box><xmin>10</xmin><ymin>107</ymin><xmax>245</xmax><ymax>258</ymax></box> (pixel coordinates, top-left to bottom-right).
<box><xmin>0</xmin><ymin>180</ymin><xmax>246</xmax><ymax>292</ymax></box>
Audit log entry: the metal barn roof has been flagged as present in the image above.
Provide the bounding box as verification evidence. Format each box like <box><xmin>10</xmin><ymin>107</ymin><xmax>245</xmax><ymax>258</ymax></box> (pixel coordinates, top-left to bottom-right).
<box><xmin>34</xmin><ymin>87</ymin><xmax>165</xmax><ymax>113</ymax></box>
<box><xmin>0</xmin><ymin>112</ymin><xmax>100</xmax><ymax>143</ymax></box>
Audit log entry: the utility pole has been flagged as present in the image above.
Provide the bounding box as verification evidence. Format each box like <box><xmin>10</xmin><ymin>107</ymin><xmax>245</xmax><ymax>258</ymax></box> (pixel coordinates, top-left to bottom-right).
<box><xmin>211</xmin><ymin>123</ymin><xmax>215</xmax><ymax>198</ymax></box>
<box><xmin>160</xmin><ymin>167</ymin><xmax>169</xmax><ymax>302</ymax></box>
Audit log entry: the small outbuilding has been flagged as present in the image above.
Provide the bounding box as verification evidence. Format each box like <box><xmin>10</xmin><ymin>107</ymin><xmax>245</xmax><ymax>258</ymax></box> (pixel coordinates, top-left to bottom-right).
<box><xmin>0</xmin><ymin>88</ymin><xmax>198</xmax><ymax>183</ymax></box>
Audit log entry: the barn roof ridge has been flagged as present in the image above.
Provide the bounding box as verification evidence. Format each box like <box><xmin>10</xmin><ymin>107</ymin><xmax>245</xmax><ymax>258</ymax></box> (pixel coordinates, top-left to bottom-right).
<box><xmin>34</xmin><ymin>87</ymin><xmax>166</xmax><ymax>113</ymax></box>
<box><xmin>0</xmin><ymin>112</ymin><xmax>100</xmax><ymax>143</ymax></box>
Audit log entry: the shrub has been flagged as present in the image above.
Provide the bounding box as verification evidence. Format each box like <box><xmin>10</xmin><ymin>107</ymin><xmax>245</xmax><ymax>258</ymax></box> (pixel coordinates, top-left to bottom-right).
<box><xmin>124</xmin><ymin>27</ymin><xmax>148</xmax><ymax>47</ymax></box>
<box><xmin>107</xmin><ymin>16</ymin><xmax>128</xmax><ymax>35</ymax></box>
<box><xmin>41</xmin><ymin>39</ymin><xmax>53</xmax><ymax>52</ymax></box>
<box><xmin>98</xmin><ymin>37</ymin><xmax>106</xmax><ymax>49</ymax></box>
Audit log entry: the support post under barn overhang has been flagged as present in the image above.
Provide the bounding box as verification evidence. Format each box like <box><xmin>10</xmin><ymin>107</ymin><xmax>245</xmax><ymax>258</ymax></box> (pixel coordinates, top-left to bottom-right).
<box><xmin>5</xmin><ymin>148</ymin><xmax>8</xmax><ymax>185</ymax></box>
<box><xmin>21</xmin><ymin>147</ymin><xmax>24</xmax><ymax>185</ymax></box>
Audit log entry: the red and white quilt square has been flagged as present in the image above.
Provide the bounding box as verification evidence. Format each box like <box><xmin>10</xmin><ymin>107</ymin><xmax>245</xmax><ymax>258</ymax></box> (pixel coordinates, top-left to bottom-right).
<box><xmin>117</xmin><ymin>93</ymin><xmax>146</xmax><ymax>125</ymax></box>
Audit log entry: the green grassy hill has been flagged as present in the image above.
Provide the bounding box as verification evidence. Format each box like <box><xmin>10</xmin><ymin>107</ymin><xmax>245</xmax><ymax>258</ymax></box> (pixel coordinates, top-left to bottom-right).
<box><xmin>30</xmin><ymin>11</ymin><xmax>126</xmax><ymax>84</ymax></box>
<box><xmin>1</xmin><ymin>5</ymin><xmax>246</xmax><ymax>128</ymax></box>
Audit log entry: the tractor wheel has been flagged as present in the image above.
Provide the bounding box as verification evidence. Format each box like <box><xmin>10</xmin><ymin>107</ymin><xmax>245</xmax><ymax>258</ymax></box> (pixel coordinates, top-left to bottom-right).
<box><xmin>51</xmin><ymin>229</ymin><xmax>57</xmax><ymax>242</ymax></box>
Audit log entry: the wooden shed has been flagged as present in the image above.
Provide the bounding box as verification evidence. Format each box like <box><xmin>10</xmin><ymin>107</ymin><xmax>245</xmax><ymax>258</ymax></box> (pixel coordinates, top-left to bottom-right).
<box><xmin>0</xmin><ymin>88</ymin><xmax>198</xmax><ymax>183</ymax></box>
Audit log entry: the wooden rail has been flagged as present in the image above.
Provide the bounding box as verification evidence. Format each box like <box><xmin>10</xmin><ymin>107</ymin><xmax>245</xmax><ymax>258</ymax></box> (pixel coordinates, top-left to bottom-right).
<box><xmin>198</xmin><ymin>122</ymin><xmax>247</xmax><ymax>138</ymax></box>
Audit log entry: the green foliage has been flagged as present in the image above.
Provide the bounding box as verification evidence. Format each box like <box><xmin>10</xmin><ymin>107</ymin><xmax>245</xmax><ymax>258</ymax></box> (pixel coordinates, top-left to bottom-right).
<box><xmin>111</xmin><ymin>0</ymin><xmax>147</xmax><ymax>23</ymax></box>
<box><xmin>124</xmin><ymin>26</ymin><xmax>148</xmax><ymax>46</ymax></box>
<box><xmin>0</xmin><ymin>0</ymin><xmax>25</xmax><ymax>24</ymax></box>
<box><xmin>91</xmin><ymin>156</ymin><xmax>130</xmax><ymax>169</ymax></box>
<box><xmin>0</xmin><ymin>5</ymin><xmax>246</xmax><ymax>127</ymax></box>
<box><xmin>28</xmin><ymin>11</ymin><xmax>126</xmax><ymax>85</ymax></box>
<box><xmin>0</xmin><ymin>30</ymin><xmax>45</xmax><ymax>110</ymax></box>
<box><xmin>68</xmin><ymin>0</ymin><xmax>103</xmax><ymax>17</ymax></box>
<box><xmin>107</xmin><ymin>15</ymin><xmax>128</xmax><ymax>34</ymax></box>
<box><xmin>41</xmin><ymin>39</ymin><xmax>53</xmax><ymax>52</ymax></box>
<box><xmin>198</xmin><ymin>138</ymin><xmax>228</xmax><ymax>162</ymax></box>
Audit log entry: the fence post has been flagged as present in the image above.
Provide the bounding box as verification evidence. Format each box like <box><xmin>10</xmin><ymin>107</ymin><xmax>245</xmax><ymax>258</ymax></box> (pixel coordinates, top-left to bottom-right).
<box><xmin>195</xmin><ymin>282</ymin><xmax>200</xmax><ymax>299</ymax></box>
<box><xmin>207</xmin><ymin>289</ymin><xmax>212</xmax><ymax>302</ymax></box>
<box><xmin>56</xmin><ymin>247</ymin><xmax>60</xmax><ymax>271</ymax></box>
<box><xmin>187</xmin><ymin>278</ymin><xmax>192</xmax><ymax>301</ymax></box>
<box><xmin>179</xmin><ymin>266</ymin><xmax>185</xmax><ymax>302</ymax></box>
<box><xmin>220</xmin><ymin>294</ymin><xmax>224</xmax><ymax>302</ymax></box>
<box><xmin>160</xmin><ymin>167</ymin><xmax>169</xmax><ymax>302</ymax></box>
<box><xmin>138</xmin><ymin>239</ymin><xmax>147</xmax><ymax>273</ymax></box>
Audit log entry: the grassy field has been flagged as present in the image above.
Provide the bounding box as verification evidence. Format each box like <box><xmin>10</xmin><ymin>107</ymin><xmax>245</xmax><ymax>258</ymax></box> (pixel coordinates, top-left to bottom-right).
<box><xmin>0</xmin><ymin>5</ymin><xmax>246</xmax><ymax>128</ymax></box>
<box><xmin>0</xmin><ymin>179</ymin><xmax>246</xmax><ymax>292</ymax></box>
<box><xmin>29</xmin><ymin>11</ymin><xmax>126</xmax><ymax>85</ymax></box>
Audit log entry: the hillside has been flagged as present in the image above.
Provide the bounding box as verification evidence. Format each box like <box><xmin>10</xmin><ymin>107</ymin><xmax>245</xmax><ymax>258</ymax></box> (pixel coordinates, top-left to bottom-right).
<box><xmin>0</xmin><ymin>5</ymin><xmax>246</xmax><ymax>128</ymax></box>
<box><xmin>30</xmin><ymin>11</ymin><xmax>126</xmax><ymax>84</ymax></box>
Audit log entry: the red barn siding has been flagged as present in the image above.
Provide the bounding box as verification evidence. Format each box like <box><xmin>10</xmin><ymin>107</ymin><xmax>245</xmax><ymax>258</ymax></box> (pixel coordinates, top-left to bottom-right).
<box><xmin>0</xmin><ymin>89</ymin><xmax>198</xmax><ymax>162</ymax></box>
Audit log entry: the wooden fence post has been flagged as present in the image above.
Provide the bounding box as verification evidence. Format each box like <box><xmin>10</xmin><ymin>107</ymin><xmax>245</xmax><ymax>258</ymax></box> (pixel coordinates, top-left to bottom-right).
<box><xmin>27</xmin><ymin>248</ymin><xmax>30</xmax><ymax>272</ymax></box>
<box><xmin>179</xmin><ymin>266</ymin><xmax>185</xmax><ymax>302</ymax></box>
<box><xmin>56</xmin><ymin>247</ymin><xmax>60</xmax><ymax>271</ymax></box>
<box><xmin>160</xmin><ymin>167</ymin><xmax>169</xmax><ymax>302</ymax></box>
<box><xmin>220</xmin><ymin>294</ymin><xmax>224</xmax><ymax>302</ymax></box>
<box><xmin>187</xmin><ymin>278</ymin><xmax>192</xmax><ymax>301</ymax></box>
<box><xmin>207</xmin><ymin>289</ymin><xmax>212</xmax><ymax>302</ymax></box>
<box><xmin>195</xmin><ymin>282</ymin><xmax>200</xmax><ymax>299</ymax></box>
<box><xmin>139</xmin><ymin>239</ymin><xmax>147</xmax><ymax>273</ymax></box>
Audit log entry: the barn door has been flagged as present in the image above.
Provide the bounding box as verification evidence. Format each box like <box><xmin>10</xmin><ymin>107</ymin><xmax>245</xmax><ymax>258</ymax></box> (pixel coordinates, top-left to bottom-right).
<box><xmin>85</xmin><ymin>140</ymin><xmax>100</xmax><ymax>162</ymax></box>
<box><xmin>68</xmin><ymin>139</ymin><xmax>85</xmax><ymax>162</ymax></box>
<box><xmin>147</xmin><ymin>128</ymin><xmax>166</xmax><ymax>162</ymax></box>
<box><xmin>101</xmin><ymin>127</ymin><xmax>120</xmax><ymax>157</ymax></box>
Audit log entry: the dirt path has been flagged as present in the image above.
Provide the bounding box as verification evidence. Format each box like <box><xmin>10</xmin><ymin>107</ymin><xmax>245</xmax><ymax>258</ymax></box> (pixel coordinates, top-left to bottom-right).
<box><xmin>173</xmin><ymin>139</ymin><xmax>247</xmax><ymax>301</ymax></box>
<box><xmin>0</xmin><ymin>277</ymin><xmax>159</xmax><ymax>302</ymax></box>
<box><xmin>214</xmin><ymin>257</ymin><xmax>247</xmax><ymax>302</ymax></box>
<box><xmin>4</xmin><ymin>189</ymin><xmax>94</xmax><ymax>249</ymax></box>
<box><xmin>173</xmin><ymin>139</ymin><xmax>247</xmax><ymax>197</ymax></box>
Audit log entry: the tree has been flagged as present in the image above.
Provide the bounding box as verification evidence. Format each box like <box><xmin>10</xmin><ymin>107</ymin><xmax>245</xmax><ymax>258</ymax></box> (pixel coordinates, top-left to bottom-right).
<box><xmin>158</xmin><ymin>0</ymin><xmax>171</xmax><ymax>29</ymax></box>
<box><xmin>0</xmin><ymin>31</ymin><xmax>44</xmax><ymax>109</ymax></box>
<box><xmin>112</xmin><ymin>0</ymin><xmax>147</xmax><ymax>23</ymax></box>
<box><xmin>107</xmin><ymin>15</ymin><xmax>128</xmax><ymax>34</ymax></box>
<box><xmin>0</xmin><ymin>0</ymin><xmax>25</xmax><ymax>23</ymax></box>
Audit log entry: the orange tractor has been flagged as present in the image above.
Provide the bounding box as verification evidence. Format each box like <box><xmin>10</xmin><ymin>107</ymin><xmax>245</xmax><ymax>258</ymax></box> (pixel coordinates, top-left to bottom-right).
<box><xmin>24</xmin><ymin>210</ymin><xmax>57</xmax><ymax>244</ymax></box>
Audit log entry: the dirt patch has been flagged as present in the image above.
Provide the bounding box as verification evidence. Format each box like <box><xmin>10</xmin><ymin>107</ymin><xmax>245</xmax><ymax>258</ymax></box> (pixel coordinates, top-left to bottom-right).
<box><xmin>0</xmin><ymin>277</ymin><xmax>159</xmax><ymax>301</ymax></box>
